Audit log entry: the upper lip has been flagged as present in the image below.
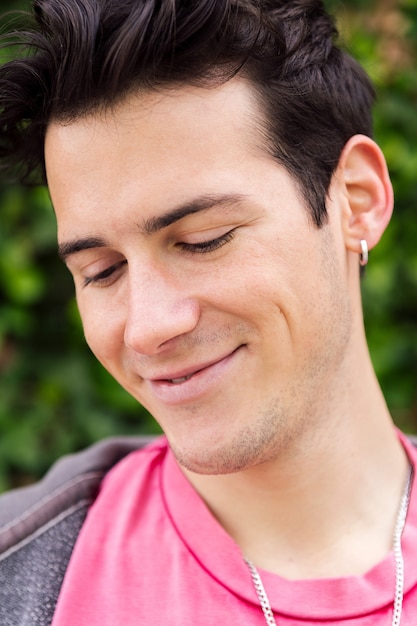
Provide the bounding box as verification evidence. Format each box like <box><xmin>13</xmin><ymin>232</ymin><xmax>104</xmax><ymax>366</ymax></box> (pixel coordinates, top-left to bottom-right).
<box><xmin>147</xmin><ymin>349</ymin><xmax>239</xmax><ymax>382</ymax></box>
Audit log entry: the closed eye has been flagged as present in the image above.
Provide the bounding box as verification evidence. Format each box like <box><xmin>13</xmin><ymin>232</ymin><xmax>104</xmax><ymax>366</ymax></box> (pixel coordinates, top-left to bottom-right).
<box><xmin>83</xmin><ymin>259</ymin><xmax>127</xmax><ymax>287</ymax></box>
<box><xmin>178</xmin><ymin>230</ymin><xmax>236</xmax><ymax>254</ymax></box>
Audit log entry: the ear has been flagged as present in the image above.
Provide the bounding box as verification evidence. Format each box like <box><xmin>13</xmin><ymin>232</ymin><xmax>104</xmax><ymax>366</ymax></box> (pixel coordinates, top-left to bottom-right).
<box><xmin>335</xmin><ymin>134</ymin><xmax>393</xmax><ymax>257</ymax></box>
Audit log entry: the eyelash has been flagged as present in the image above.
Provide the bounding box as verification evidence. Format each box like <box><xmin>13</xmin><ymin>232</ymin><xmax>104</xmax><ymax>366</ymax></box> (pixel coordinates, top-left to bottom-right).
<box><xmin>178</xmin><ymin>229</ymin><xmax>236</xmax><ymax>254</ymax></box>
<box><xmin>82</xmin><ymin>230</ymin><xmax>235</xmax><ymax>287</ymax></box>
<box><xmin>83</xmin><ymin>260</ymin><xmax>127</xmax><ymax>287</ymax></box>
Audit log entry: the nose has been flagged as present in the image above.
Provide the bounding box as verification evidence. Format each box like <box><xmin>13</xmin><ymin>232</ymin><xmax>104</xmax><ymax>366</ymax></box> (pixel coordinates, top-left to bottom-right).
<box><xmin>123</xmin><ymin>267</ymin><xmax>200</xmax><ymax>355</ymax></box>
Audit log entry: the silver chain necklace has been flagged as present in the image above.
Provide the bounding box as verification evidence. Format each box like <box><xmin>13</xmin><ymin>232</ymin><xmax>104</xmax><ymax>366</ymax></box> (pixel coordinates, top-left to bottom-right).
<box><xmin>244</xmin><ymin>464</ymin><xmax>413</xmax><ymax>626</ymax></box>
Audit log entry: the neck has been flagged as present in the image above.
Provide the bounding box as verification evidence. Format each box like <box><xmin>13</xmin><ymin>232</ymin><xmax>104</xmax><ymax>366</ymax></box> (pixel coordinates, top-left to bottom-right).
<box><xmin>183</xmin><ymin>352</ymin><xmax>409</xmax><ymax>580</ymax></box>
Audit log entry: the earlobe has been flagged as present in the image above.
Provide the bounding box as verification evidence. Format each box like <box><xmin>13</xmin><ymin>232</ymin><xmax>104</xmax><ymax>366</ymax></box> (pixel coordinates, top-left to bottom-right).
<box><xmin>336</xmin><ymin>134</ymin><xmax>394</xmax><ymax>258</ymax></box>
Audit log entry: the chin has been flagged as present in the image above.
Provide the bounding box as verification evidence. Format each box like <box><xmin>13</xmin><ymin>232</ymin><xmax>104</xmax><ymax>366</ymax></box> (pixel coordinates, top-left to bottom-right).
<box><xmin>168</xmin><ymin>430</ymin><xmax>279</xmax><ymax>476</ymax></box>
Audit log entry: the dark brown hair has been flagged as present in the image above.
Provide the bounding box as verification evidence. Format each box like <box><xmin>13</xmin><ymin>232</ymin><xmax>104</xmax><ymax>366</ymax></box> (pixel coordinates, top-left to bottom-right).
<box><xmin>0</xmin><ymin>0</ymin><xmax>376</xmax><ymax>225</ymax></box>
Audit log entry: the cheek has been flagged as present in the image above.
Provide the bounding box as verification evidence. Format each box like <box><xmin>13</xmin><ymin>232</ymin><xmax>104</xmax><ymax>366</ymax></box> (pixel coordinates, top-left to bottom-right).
<box><xmin>78</xmin><ymin>297</ymin><xmax>125</xmax><ymax>368</ymax></box>
<box><xmin>241</xmin><ymin>235</ymin><xmax>347</xmax><ymax>344</ymax></box>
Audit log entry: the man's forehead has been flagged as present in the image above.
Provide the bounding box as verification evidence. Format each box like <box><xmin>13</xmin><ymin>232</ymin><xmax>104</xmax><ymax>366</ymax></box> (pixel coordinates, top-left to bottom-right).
<box><xmin>45</xmin><ymin>77</ymin><xmax>264</xmax><ymax>146</ymax></box>
<box><xmin>46</xmin><ymin>73</ymin><xmax>312</xmax><ymax>255</ymax></box>
<box><xmin>45</xmin><ymin>77</ymin><xmax>272</xmax><ymax>225</ymax></box>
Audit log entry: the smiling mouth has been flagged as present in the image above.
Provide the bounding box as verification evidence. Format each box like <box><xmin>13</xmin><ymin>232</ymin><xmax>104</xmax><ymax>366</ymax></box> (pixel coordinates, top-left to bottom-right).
<box><xmin>158</xmin><ymin>347</ymin><xmax>242</xmax><ymax>386</ymax></box>
<box><xmin>146</xmin><ymin>346</ymin><xmax>244</xmax><ymax>405</ymax></box>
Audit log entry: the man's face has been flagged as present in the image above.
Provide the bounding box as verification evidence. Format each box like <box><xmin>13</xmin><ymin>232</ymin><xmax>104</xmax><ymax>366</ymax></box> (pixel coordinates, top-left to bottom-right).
<box><xmin>46</xmin><ymin>79</ymin><xmax>353</xmax><ymax>474</ymax></box>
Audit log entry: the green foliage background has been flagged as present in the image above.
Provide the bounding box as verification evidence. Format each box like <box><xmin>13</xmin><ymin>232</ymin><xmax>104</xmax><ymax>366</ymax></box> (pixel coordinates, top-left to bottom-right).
<box><xmin>0</xmin><ymin>0</ymin><xmax>416</xmax><ymax>491</ymax></box>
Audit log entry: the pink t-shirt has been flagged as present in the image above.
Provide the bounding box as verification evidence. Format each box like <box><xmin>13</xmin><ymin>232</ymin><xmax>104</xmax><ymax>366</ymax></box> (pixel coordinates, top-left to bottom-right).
<box><xmin>52</xmin><ymin>433</ymin><xmax>417</xmax><ymax>625</ymax></box>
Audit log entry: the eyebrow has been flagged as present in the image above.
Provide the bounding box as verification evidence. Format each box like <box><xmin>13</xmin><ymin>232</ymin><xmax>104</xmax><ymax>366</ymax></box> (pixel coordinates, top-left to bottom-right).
<box><xmin>58</xmin><ymin>236</ymin><xmax>108</xmax><ymax>260</ymax></box>
<box><xmin>58</xmin><ymin>193</ymin><xmax>245</xmax><ymax>260</ymax></box>
<box><xmin>141</xmin><ymin>193</ymin><xmax>244</xmax><ymax>235</ymax></box>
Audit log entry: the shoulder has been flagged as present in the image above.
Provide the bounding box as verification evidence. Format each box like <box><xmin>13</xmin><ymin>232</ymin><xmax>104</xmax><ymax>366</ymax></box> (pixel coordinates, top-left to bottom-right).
<box><xmin>0</xmin><ymin>436</ymin><xmax>156</xmax><ymax>626</ymax></box>
<box><xmin>0</xmin><ymin>435</ymin><xmax>156</xmax><ymax>550</ymax></box>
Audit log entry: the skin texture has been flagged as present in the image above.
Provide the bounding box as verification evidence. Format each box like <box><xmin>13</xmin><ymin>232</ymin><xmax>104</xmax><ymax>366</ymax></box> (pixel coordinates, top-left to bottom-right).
<box><xmin>46</xmin><ymin>79</ymin><xmax>408</xmax><ymax>578</ymax></box>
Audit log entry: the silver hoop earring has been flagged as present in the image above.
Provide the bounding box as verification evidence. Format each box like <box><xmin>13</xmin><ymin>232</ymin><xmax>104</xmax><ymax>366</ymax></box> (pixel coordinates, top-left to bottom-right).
<box><xmin>359</xmin><ymin>240</ymin><xmax>368</xmax><ymax>266</ymax></box>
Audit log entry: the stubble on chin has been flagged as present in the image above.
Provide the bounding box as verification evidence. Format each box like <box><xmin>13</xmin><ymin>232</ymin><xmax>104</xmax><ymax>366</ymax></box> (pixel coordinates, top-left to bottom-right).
<box><xmin>168</xmin><ymin>400</ymin><xmax>299</xmax><ymax>476</ymax></box>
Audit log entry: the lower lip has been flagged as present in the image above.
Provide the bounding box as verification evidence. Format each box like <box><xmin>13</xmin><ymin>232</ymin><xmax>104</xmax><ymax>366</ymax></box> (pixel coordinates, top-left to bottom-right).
<box><xmin>147</xmin><ymin>348</ymin><xmax>242</xmax><ymax>406</ymax></box>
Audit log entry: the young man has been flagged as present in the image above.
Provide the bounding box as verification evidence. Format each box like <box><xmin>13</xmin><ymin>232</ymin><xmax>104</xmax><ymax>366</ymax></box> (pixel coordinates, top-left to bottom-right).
<box><xmin>0</xmin><ymin>1</ymin><xmax>415</xmax><ymax>624</ymax></box>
